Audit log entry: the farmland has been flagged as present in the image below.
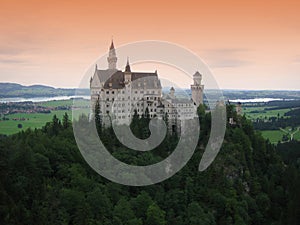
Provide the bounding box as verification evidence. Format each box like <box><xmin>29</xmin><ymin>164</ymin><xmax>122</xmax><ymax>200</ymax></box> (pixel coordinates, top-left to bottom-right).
<box><xmin>243</xmin><ymin>104</ymin><xmax>300</xmax><ymax>144</ymax></box>
<box><xmin>0</xmin><ymin>99</ymin><xmax>89</xmax><ymax>135</ymax></box>
<box><xmin>243</xmin><ymin>107</ymin><xmax>291</xmax><ymax>120</ymax></box>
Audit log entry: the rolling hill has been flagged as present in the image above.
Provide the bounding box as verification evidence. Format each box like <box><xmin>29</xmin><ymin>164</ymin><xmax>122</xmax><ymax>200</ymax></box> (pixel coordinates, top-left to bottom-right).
<box><xmin>0</xmin><ymin>83</ymin><xmax>89</xmax><ymax>98</ymax></box>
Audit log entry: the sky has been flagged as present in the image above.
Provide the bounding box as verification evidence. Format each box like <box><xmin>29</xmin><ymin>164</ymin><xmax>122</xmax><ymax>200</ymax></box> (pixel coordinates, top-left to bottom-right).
<box><xmin>0</xmin><ymin>0</ymin><xmax>300</xmax><ymax>90</ymax></box>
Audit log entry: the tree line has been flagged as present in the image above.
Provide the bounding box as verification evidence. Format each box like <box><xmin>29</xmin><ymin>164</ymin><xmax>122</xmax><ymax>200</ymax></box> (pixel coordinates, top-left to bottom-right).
<box><xmin>0</xmin><ymin>107</ymin><xmax>299</xmax><ymax>224</ymax></box>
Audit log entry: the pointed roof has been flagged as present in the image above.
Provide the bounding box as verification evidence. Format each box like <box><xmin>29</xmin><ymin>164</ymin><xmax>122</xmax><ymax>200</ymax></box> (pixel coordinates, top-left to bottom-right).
<box><xmin>193</xmin><ymin>71</ymin><xmax>202</xmax><ymax>77</ymax></box>
<box><xmin>125</xmin><ymin>57</ymin><xmax>131</xmax><ymax>72</ymax></box>
<box><xmin>109</xmin><ymin>40</ymin><xmax>115</xmax><ymax>50</ymax></box>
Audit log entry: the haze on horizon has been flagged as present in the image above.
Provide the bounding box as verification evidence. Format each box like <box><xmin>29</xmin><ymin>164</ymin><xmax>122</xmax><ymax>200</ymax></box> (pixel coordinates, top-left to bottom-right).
<box><xmin>0</xmin><ymin>0</ymin><xmax>300</xmax><ymax>90</ymax></box>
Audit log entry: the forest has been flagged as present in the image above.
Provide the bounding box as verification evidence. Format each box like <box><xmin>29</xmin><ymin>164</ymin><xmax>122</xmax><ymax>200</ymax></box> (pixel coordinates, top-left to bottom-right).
<box><xmin>253</xmin><ymin>107</ymin><xmax>300</xmax><ymax>130</ymax></box>
<box><xmin>0</xmin><ymin>105</ymin><xmax>299</xmax><ymax>225</ymax></box>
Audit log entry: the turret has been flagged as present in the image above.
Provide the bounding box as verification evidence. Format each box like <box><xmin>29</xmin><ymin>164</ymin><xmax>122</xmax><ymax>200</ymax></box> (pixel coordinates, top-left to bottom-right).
<box><xmin>193</xmin><ymin>71</ymin><xmax>202</xmax><ymax>85</ymax></box>
<box><xmin>169</xmin><ymin>87</ymin><xmax>175</xmax><ymax>99</ymax></box>
<box><xmin>191</xmin><ymin>71</ymin><xmax>204</xmax><ymax>107</ymax></box>
<box><xmin>236</xmin><ymin>102</ymin><xmax>242</xmax><ymax>115</ymax></box>
<box><xmin>124</xmin><ymin>58</ymin><xmax>131</xmax><ymax>83</ymax></box>
<box><xmin>107</xmin><ymin>40</ymin><xmax>117</xmax><ymax>70</ymax></box>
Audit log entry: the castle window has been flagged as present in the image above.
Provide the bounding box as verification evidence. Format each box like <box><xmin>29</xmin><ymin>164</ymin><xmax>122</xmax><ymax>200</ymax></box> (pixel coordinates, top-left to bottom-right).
<box><xmin>112</xmin><ymin>91</ymin><xmax>114</xmax><ymax>94</ymax></box>
<box><xmin>106</xmin><ymin>91</ymin><xmax>109</xmax><ymax>94</ymax></box>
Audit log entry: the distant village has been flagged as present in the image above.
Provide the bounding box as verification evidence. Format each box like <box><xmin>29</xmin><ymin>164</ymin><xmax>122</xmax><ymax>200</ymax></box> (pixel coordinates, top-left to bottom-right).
<box><xmin>0</xmin><ymin>101</ymin><xmax>69</xmax><ymax>121</ymax></box>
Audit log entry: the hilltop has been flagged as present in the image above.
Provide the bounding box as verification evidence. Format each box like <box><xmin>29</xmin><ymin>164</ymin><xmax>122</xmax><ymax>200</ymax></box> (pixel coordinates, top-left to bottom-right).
<box><xmin>0</xmin><ymin>83</ymin><xmax>89</xmax><ymax>98</ymax></box>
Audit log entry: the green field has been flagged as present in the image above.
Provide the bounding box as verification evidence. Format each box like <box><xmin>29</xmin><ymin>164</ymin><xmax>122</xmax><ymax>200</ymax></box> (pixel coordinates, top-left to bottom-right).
<box><xmin>243</xmin><ymin>106</ymin><xmax>291</xmax><ymax>120</ymax></box>
<box><xmin>293</xmin><ymin>130</ymin><xmax>300</xmax><ymax>140</ymax></box>
<box><xmin>261</xmin><ymin>127</ymin><xmax>300</xmax><ymax>144</ymax></box>
<box><xmin>0</xmin><ymin>109</ymin><xmax>90</xmax><ymax>135</ymax></box>
<box><xmin>243</xmin><ymin>105</ymin><xmax>298</xmax><ymax>144</ymax></box>
<box><xmin>261</xmin><ymin>130</ymin><xmax>285</xmax><ymax>144</ymax></box>
<box><xmin>39</xmin><ymin>99</ymin><xmax>89</xmax><ymax>108</ymax></box>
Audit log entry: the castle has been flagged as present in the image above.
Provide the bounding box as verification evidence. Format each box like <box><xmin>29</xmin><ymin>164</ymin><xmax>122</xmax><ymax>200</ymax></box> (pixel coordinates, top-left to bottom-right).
<box><xmin>90</xmin><ymin>41</ymin><xmax>204</xmax><ymax>132</ymax></box>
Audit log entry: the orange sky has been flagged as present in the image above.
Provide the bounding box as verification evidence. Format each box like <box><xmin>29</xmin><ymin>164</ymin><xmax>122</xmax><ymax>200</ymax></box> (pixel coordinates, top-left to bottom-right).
<box><xmin>1</xmin><ymin>0</ymin><xmax>300</xmax><ymax>89</ymax></box>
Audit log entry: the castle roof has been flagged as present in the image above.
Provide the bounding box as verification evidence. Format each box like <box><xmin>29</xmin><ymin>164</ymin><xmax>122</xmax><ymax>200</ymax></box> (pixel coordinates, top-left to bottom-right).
<box><xmin>93</xmin><ymin>69</ymin><xmax>161</xmax><ymax>89</ymax></box>
<box><xmin>109</xmin><ymin>40</ymin><xmax>115</xmax><ymax>50</ymax></box>
<box><xmin>125</xmin><ymin>58</ymin><xmax>131</xmax><ymax>72</ymax></box>
<box><xmin>193</xmin><ymin>71</ymin><xmax>202</xmax><ymax>77</ymax></box>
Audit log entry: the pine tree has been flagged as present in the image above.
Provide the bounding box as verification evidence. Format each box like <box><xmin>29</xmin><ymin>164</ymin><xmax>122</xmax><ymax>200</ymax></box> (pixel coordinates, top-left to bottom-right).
<box><xmin>94</xmin><ymin>95</ymin><xmax>102</xmax><ymax>135</ymax></box>
<box><xmin>62</xmin><ymin>112</ymin><xmax>70</xmax><ymax>129</ymax></box>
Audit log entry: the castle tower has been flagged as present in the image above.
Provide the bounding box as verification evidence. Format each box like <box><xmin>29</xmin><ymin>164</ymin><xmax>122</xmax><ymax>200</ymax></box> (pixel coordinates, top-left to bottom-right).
<box><xmin>169</xmin><ymin>87</ymin><xmax>175</xmax><ymax>99</ymax></box>
<box><xmin>236</xmin><ymin>102</ymin><xmax>242</xmax><ymax>115</ymax></box>
<box><xmin>124</xmin><ymin>58</ymin><xmax>132</xmax><ymax>83</ymax></box>
<box><xmin>191</xmin><ymin>71</ymin><xmax>204</xmax><ymax>107</ymax></box>
<box><xmin>107</xmin><ymin>40</ymin><xmax>117</xmax><ymax>70</ymax></box>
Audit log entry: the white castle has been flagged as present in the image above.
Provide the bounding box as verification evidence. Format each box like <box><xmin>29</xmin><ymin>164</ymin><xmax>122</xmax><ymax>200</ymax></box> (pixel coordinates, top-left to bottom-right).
<box><xmin>90</xmin><ymin>41</ymin><xmax>204</xmax><ymax>132</ymax></box>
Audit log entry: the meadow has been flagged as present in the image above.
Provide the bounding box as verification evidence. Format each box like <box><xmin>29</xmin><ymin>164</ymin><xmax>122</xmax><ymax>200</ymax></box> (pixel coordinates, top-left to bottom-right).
<box><xmin>261</xmin><ymin>130</ymin><xmax>285</xmax><ymax>144</ymax></box>
<box><xmin>243</xmin><ymin>105</ymin><xmax>300</xmax><ymax>144</ymax></box>
<box><xmin>0</xmin><ymin>99</ymin><xmax>89</xmax><ymax>135</ymax></box>
<box><xmin>243</xmin><ymin>106</ymin><xmax>291</xmax><ymax>120</ymax></box>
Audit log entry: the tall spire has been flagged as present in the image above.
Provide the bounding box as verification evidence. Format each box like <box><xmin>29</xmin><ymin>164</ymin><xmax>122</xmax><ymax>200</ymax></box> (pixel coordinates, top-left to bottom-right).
<box><xmin>107</xmin><ymin>39</ymin><xmax>117</xmax><ymax>70</ymax></box>
<box><xmin>110</xmin><ymin>39</ymin><xmax>115</xmax><ymax>50</ymax></box>
<box><xmin>125</xmin><ymin>57</ymin><xmax>131</xmax><ymax>72</ymax></box>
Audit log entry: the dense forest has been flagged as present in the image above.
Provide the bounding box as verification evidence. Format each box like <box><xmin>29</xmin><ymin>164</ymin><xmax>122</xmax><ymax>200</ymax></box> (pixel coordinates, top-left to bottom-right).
<box><xmin>0</xmin><ymin>106</ymin><xmax>299</xmax><ymax>225</ymax></box>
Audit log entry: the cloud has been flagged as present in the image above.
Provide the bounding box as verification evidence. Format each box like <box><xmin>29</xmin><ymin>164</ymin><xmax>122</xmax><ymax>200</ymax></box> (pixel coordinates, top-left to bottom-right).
<box><xmin>292</xmin><ymin>55</ymin><xmax>300</xmax><ymax>64</ymax></box>
<box><xmin>0</xmin><ymin>58</ymin><xmax>27</xmax><ymax>64</ymax></box>
<box><xmin>207</xmin><ymin>59</ymin><xmax>250</xmax><ymax>68</ymax></box>
<box><xmin>201</xmin><ymin>48</ymin><xmax>252</xmax><ymax>69</ymax></box>
<box><xmin>0</xmin><ymin>46</ymin><xmax>24</xmax><ymax>56</ymax></box>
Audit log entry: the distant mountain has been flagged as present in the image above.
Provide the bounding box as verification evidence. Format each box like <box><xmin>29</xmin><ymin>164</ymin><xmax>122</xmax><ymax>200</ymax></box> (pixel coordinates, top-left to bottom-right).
<box><xmin>1</xmin><ymin>82</ymin><xmax>300</xmax><ymax>100</ymax></box>
<box><xmin>0</xmin><ymin>83</ymin><xmax>89</xmax><ymax>98</ymax></box>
